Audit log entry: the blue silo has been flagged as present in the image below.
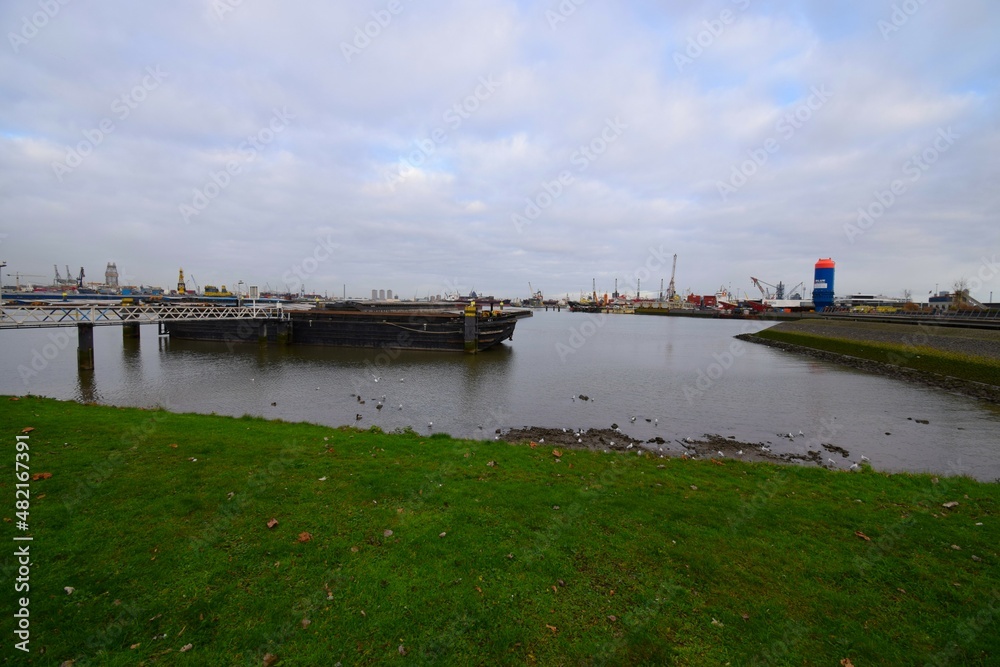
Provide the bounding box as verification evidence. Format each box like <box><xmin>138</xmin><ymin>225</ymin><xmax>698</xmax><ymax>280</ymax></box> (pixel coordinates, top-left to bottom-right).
<box><xmin>812</xmin><ymin>258</ymin><xmax>835</xmax><ymax>311</ymax></box>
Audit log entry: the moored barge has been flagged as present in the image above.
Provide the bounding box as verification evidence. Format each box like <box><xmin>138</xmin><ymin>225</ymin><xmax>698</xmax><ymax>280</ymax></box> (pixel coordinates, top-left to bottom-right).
<box><xmin>163</xmin><ymin>301</ymin><xmax>532</xmax><ymax>353</ymax></box>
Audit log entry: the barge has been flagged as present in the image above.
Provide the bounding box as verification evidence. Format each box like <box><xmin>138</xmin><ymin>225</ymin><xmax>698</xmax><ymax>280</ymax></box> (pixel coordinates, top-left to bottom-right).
<box><xmin>163</xmin><ymin>301</ymin><xmax>532</xmax><ymax>353</ymax></box>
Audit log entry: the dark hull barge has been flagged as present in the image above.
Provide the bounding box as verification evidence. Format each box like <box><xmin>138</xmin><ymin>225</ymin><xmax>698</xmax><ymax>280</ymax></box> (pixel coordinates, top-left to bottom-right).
<box><xmin>163</xmin><ymin>301</ymin><xmax>533</xmax><ymax>353</ymax></box>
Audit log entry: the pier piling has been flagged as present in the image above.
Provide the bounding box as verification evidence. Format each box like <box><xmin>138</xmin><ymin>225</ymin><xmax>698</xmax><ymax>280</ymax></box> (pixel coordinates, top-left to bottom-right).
<box><xmin>77</xmin><ymin>323</ymin><xmax>95</xmax><ymax>370</ymax></box>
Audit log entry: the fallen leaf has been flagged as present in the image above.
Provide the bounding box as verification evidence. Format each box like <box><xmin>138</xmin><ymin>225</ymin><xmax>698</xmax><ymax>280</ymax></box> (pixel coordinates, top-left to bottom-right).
<box><xmin>64</xmin><ymin>586</ymin><xmax>75</xmax><ymax>595</ymax></box>
<box><xmin>21</xmin><ymin>427</ymin><xmax>35</xmax><ymax>434</ymax></box>
<box><xmin>9</xmin><ymin>397</ymin><xmax>19</xmax><ymax>401</ymax></box>
<box><xmin>398</xmin><ymin>645</ymin><xmax>408</xmax><ymax>656</ymax></box>
<box><xmin>439</xmin><ymin>532</ymin><xmax>447</xmax><ymax>538</ymax></box>
<box><xmin>951</xmin><ymin>544</ymin><xmax>961</xmax><ymax>550</ymax></box>
<box><xmin>710</xmin><ymin>458</ymin><xmax>724</xmax><ymax>466</ymax></box>
<box><xmin>35</xmin><ymin>494</ymin><xmax>45</xmax><ymax>500</ymax></box>
<box><xmin>180</xmin><ymin>643</ymin><xmax>193</xmax><ymax>652</ymax></box>
<box><xmin>607</xmin><ymin>615</ymin><xmax>617</xmax><ymax>622</ymax></box>
<box><xmin>855</xmin><ymin>531</ymin><xmax>871</xmax><ymax>541</ymax></box>
<box><xmin>552</xmin><ymin>449</ymin><xmax>562</xmax><ymax>457</ymax></box>
<box><xmin>552</xmin><ymin>505</ymin><xmax>560</xmax><ymax>510</ymax></box>
<box><xmin>690</xmin><ymin>485</ymin><xmax>698</xmax><ymax>491</ymax></box>
<box><xmin>350</xmin><ymin>546</ymin><xmax>359</xmax><ymax>552</ymax></box>
<box><xmin>942</xmin><ymin>501</ymin><xmax>959</xmax><ymax>509</ymax></box>
<box><xmin>545</xmin><ymin>624</ymin><xmax>558</xmax><ymax>634</ymax></box>
<box><xmin>301</xmin><ymin>619</ymin><xmax>311</xmax><ymax>629</ymax></box>
<box><xmin>297</xmin><ymin>532</ymin><xmax>312</xmax><ymax>543</ymax></box>
<box><xmin>384</xmin><ymin>529</ymin><xmax>393</xmax><ymax>537</ymax></box>
<box><xmin>130</xmin><ymin>643</ymin><xmax>140</xmax><ymax>649</ymax></box>
<box><xmin>711</xmin><ymin>618</ymin><xmax>724</xmax><ymax>627</ymax></box>
<box><xmin>267</xmin><ymin>518</ymin><xmax>278</xmax><ymax>529</ymax></box>
<box><xmin>741</xmin><ymin>613</ymin><xmax>750</xmax><ymax>621</ymax></box>
<box><xmin>841</xmin><ymin>659</ymin><xmax>855</xmax><ymax>667</ymax></box>
<box><xmin>58</xmin><ymin>661</ymin><xmax>74</xmax><ymax>667</ymax></box>
<box><xmin>262</xmin><ymin>653</ymin><xmax>279</xmax><ymax>667</ymax></box>
<box><xmin>475</xmin><ymin>586</ymin><xmax>483</xmax><ymax>594</ymax></box>
<box><xmin>169</xmin><ymin>443</ymin><xmax>178</xmax><ymax>448</ymax></box>
<box><xmin>529</xmin><ymin>441</ymin><xmax>538</xmax><ymax>449</ymax></box>
<box><xmin>32</xmin><ymin>472</ymin><xmax>53</xmax><ymax>481</ymax></box>
<box><xmin>487</xmin><ymin>460</ymin><xmax>497</xmax><ymax>467</ymax></box>
<box><xmin>551</xmin><ymin>585</ymin><xmax>557</xmax><ymax>593</ymax></box>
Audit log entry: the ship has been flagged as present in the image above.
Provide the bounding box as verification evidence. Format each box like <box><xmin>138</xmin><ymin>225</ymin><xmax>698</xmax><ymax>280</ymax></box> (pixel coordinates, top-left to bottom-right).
<box><xmin>163</xmin><ymin>300</ymin><xmax>533</xmax><ymax>353</ymax></box>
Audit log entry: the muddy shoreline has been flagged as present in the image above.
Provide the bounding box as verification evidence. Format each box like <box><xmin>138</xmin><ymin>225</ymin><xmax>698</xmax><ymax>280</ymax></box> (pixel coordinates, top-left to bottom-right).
<box><xmin>500</xmin><ymin>426</ymin><xmax>853</xmax><ymax>470</ymax></box>
<box><xmin>735</xmin><ymin>333</ymin><xmax>1000</xmax><ymax>404</ymax></box>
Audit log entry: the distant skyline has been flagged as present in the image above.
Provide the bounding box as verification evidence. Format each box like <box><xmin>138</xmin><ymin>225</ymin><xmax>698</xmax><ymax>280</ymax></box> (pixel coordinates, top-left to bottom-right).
<box><xmin>2</xmin><ymin>1</ymin><xmax>999</xmax><ymax>301</ymax></box>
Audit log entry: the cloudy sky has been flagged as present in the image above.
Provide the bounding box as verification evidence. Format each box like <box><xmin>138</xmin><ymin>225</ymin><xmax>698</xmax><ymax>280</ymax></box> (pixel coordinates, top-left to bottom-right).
<box><xmin>2</xmin><ymin>1</ymin><xmax>998</xmax><ymax>302</ymax></box>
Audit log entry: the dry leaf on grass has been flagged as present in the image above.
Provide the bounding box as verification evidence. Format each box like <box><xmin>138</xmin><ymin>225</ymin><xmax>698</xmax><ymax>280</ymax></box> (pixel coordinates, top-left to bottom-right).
<box><xmin>21</xmin><ymin>427</ymin><xmax>35</xmax><ymax>433</ymax></box>
<box><xmin>552</xmin><ymin>449</ymin><xmax>562</xmax><ymax>457</ymax></box>
<box><xmin>32</xmin><ymin>472</ymin><xmax>53</xmax><ymax>481</ymax></box>
<box><xmin>262</xmin><ymin>653</ymin><xmax>279</xmax><ymax>667</ymax></box>
<box><xmin>855</xmin><ymin>531</ymin><xmax>871</xmax><ymax>541</ymax></box>
<box><xmin>545</xmin><ymin>624</ymin><xmax>558</xmax><ymax>634</ymax></box>
<box><xmin>297</xmin><ymin>532</ymin><xmax>312</xmax><ymax>543</ymax></box>
<box><xmin>180</xmin><ymin>644</ymin><xmax>193</xmax><ymax>652</ymax></box>
<box><xmin>267</xmin><ymin>518</ymin><xmax>278</xmax><ymax>529</ymax></box>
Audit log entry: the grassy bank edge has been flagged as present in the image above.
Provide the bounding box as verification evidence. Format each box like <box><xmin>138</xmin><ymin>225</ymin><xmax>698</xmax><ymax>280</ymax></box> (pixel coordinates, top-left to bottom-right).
<box><xmin>749</xmin><ymin>326</ymin><xmax>1000</xmax><ymax>388</ymax></box>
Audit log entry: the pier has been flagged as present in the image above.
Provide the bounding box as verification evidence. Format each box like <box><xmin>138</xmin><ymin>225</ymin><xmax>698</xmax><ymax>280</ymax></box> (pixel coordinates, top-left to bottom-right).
<box><xmin>0</xmin><ymin>304</ymin><xmax>288</xmax><ymax>370</ymax></box>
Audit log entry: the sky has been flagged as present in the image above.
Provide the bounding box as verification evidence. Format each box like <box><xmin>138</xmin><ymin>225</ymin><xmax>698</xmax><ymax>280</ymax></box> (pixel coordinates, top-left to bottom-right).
<box><xmin>1</xmin><ymin>0</ymin><xmax>998</xmax><ymax>302</ymax></box>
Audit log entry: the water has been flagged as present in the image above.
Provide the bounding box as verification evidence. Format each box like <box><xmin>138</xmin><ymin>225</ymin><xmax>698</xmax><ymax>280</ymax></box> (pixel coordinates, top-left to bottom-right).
<box><xmin>2</xmin><ymin>310</ymin><xmax>998</xmax><ymax>480</ymax></box>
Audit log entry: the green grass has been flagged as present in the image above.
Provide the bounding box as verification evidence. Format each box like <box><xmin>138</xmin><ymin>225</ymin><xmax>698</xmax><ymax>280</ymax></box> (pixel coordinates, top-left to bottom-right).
<box><xmin>3</xmin><ymin>396</ymin><xmax>999</xmax><ymax>665</ymax></box>
<box><xmin>753</xmin><ymin>328</ymin><xmax>1000</xmax><ymax>386</ymax></box>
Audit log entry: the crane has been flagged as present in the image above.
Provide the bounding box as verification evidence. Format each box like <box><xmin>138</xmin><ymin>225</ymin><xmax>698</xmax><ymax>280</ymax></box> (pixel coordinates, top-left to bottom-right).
<box><xmin>6</xmin><ymin>273</ymin><xmax>46</xmax><ymax>290</ymax></box>
<box><xmin>785</xmin><ymin>281</ymin><xmax>805</xmax><ymax>300</ymax></box>
<box><xmin>666</xmin><ymin>253</ymin><xmax>677</xmax><ymax>301</ymax></box>
<box><xmin>750</xmin><ymin>276</ymin><xmax>779</xmax><ymax>300</ymax></box>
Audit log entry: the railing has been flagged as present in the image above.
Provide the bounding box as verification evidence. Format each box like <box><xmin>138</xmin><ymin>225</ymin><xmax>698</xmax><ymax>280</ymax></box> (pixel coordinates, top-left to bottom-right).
<box><xmin>0</xmin><ymin>304</ymin><xmax>289</xmax><ymax>329</ymax></box>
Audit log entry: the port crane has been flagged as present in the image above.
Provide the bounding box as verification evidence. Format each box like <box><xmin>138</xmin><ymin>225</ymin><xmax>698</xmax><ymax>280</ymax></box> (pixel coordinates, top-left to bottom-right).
<box><xmin>528</xmin><ymin>282</ymin><xmax>543</xmax><ymax>302</ymax></box>
<box><xmin>5</xmin><ymin>272</ymin><xmax>46</xmax><ymax>290</ymax></box>
<box><xmin>750</xmin><ymin>276</ymin><xmax>780</xmax><ymax>300</ymax></box>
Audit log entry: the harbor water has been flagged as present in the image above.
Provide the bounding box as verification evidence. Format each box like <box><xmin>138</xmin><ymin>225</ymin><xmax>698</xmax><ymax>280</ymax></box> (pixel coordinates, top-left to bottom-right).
<box><xmin>2</xmin><ymin>310</ymin><xmax>998</xmax><ymax>481</ymax></box>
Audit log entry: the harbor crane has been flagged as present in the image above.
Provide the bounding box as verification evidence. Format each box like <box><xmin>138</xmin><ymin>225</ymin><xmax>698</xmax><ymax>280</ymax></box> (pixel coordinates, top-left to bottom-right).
<box><xmin>666</xmin><ymin>253</ymin><xmax>677</xmax><ymax>300</ymax></box>
<box><xmin>6</xmin><ymin>272</ymin><xmax>46</xmax><ymax>290</ymax></box>
<box><xmin>750</xmin><ymin>276</ymin><xmax>780</xmax><ymax>300</ymax></box>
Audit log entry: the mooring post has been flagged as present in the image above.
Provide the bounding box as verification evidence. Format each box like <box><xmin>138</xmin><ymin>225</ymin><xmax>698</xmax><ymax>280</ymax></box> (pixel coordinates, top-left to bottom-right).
<box><xmin>464</xmin><ymin>301</ymin><xmax>479</xmax><ymax>354</ymax></box>
<box><xmin>77</xmin><ymin>323</ymin><xmax>95</xmax><ymax>370</ymax></box>
<box><xmin>123</xmin><ymin>323</ymin><xmax>140</xmax><ymax>340</ymax></box>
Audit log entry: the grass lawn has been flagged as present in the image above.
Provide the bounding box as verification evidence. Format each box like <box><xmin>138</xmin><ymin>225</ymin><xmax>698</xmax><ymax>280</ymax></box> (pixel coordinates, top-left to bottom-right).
<box><xmin>3</xmin><ymin>396</ymin><xmax>999</xmax><ymax>665</ymax></box>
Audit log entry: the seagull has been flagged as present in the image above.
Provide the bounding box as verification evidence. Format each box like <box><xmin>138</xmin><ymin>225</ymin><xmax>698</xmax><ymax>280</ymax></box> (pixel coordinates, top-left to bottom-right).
<box><xmin>630</xmin><ymin>416</ymin><xmax>636</xmax><ymax>423</ymax></box>
<box><xmin>717</xmin><ymin>451</ymin><xmax>724</xmax><ymax>457</ymax></box>
<box><xmin>578</xmin><ymin>438</ymin><xmax>582</xmax><ymax>443</ymax></box>
<box><xmin>428</xmin><ymin>421</ymin><xmax>433</xmax><ymax>427</ymax></box>
<box><xmin>654</xmin><ymin>419</ymin><xmax>658</xmax><ymax>425</ymax></box>
<box><xmin>787</xmin><ymin>433</ymin><xmax>794</xmax><ymax>439</ymax></box>
<box><xmin>736</xmin><ymin>450</ymin><xmax>743</xmax><ymax>456</ymax></box>
<box><xmin>850</xmin><ymin>463</ymin><xmax>859</xmax><ymax>470</ymax></box>
<box><xmin>626</xmin><ymin>443</ymin><xmax>633</xmax><ymax>449</ymax></box>
<box><xmin>399</xmin><ymin>404</ymin><xmax>403</xmax><ymax>410</ymax></box>
<box><xmin>798</xmin><ymin>430</ymin><xmax>804</xmax><ymax>436</ymax></box>
<box><xmin>376</xmin><ymin>403</ymin><xmax>383</xmax><ymax>411</ymax></box>
<box><xmin>373</xmin><ymin>376</ymin><xmax>380</xmax><ymax>383</ymax></box>
<box><xmin>860</xmin><ymin>455</ymin><xmax>870</xmax><ymax>462</ymax></box>
<box><xmin>539</xmin><ymin>438</ymin><xmax>544</xmax><ymax>443</ymax></box>
<box><xmin>399</xmin><ymin>378</ymin><xmax>404</xmax><ymax>382</ymax></box>
<box><xmin>827</xmin><ymin>458</ymin><xmax>836</xmax><ymax>466</ymax></box>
